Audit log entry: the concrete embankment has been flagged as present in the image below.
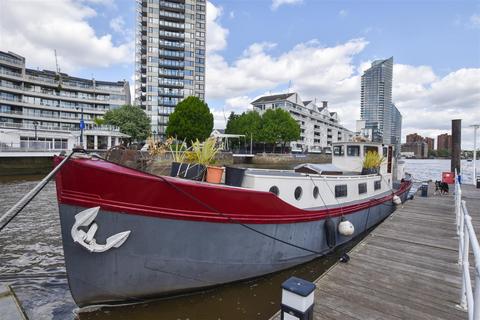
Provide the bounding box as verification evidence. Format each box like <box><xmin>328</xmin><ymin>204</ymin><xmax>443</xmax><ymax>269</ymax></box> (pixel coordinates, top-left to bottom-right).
<box><xmin>0</xmin><ymin>156</ymin><xmax>53</xmax><ymax>176</ymax></box>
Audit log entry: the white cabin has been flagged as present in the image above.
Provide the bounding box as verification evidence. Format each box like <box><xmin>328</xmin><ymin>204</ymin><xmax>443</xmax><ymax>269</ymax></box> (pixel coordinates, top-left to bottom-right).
<box><xmin>240</xmin><ymin>142</ymin><xmax>401</xmax><ymax>209</ymax></box>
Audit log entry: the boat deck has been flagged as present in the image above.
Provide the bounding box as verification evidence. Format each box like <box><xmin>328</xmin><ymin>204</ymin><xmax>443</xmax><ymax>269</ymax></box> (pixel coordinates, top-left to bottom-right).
<box><xmin>270</xmin><ymin>183</ymin><xmax>480</xmax><ymax>320</ymax></box>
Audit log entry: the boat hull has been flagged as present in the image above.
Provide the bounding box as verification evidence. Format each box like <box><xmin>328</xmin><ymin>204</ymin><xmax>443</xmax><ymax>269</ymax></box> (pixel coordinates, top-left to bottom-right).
<box><xmin>58</xmin><ymin>194</ymin><xmax>406</xmax><ymax>306</ymax></box>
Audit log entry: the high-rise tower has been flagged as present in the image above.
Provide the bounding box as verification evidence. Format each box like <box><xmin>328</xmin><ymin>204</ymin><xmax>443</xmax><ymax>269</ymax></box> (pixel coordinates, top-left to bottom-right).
<box><xmin>135</xmin><ymin>0</ymin><xmax>206</xmax><ymax>136</ymax></box>
<box><xmin>360</xmin><ymin>57</ymin><xmax>398</xmax><ymax>144</ymax></box>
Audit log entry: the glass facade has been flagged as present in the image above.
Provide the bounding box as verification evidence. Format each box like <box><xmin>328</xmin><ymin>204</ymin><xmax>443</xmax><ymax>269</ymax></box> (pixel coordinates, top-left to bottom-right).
<box><xmin>360</xmin><ymin>57</ymin><xmax>401</xmax><ymax>145</ymax></box>
<box><xmin>135</xmin><ymin>0</ymin><xmax>206</xmax><ymax>136</ymax></box>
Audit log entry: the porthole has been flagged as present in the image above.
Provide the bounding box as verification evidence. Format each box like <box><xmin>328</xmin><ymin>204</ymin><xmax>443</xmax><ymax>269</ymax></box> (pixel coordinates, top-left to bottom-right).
<box><xmin>269</xmin><ymin>186</ymin><xmax>279</xmax><ymax>196</ymax></box>
<box><xmin>294</xmin><ymin>186</ymin><xmax>303</xmax><ymax>200</ymax></box>
<box><xmin>313</xmin><ymin>186</ymin><xmax>319</xmax><ymax>199</ymax></box>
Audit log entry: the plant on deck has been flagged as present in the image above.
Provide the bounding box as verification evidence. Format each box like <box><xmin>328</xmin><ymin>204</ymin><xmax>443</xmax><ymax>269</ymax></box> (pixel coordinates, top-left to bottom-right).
<box><xmin>191</xmin><ymin>137</ymin><xmax>219</xmax><ymax>165</ymax></box>
<box><xmin>362</xmin><ymin>151</ymin><xmax>384</xmax><ymax>173</ymax></box>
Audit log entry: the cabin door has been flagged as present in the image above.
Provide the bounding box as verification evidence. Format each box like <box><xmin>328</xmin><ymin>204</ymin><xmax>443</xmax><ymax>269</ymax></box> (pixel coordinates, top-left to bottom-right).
<box><xmin>387</xmin><ymin>146</ymin><xmax>393</xmax><ymax>173</ymax></box>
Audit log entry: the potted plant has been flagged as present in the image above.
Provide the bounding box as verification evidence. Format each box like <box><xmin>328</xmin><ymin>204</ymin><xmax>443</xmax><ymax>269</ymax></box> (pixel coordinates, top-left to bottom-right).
<box><xmin>361</xmin><ymin>151</ymin><xmax>384</xmax><ymax>175</ymax></box>
<box><xmin>192</xmin><ymin>138</ymin><xmax>224</xmax><ymax>183</ymax></box>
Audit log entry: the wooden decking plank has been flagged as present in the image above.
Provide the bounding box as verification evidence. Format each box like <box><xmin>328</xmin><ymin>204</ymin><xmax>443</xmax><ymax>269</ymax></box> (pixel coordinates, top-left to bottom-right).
<box><xmin>269</xmin><ymin>185</ymin><xmax>479</xmax><ymax>320</ymax></box>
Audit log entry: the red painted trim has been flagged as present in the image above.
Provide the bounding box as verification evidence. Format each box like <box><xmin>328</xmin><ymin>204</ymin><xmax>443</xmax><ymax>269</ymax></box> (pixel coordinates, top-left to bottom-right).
<box><xmin>54</xmin><ymin>157</ymin><xmax>412</xmax><ymax>224</ymax></box>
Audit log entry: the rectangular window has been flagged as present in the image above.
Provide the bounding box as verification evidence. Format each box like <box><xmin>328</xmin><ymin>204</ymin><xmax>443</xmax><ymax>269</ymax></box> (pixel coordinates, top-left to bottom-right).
<box><xmin>333</xmin><ymin>145</ymin><xmax>344</xmax><ymax>156</ymax></box>
<box><xmin>364</xmin><ymin>145</ymin><xmax>378</xmax><ymax>156</ymax></box>
<box><xmin>374</xmin><ymin>180</ymin><xmax>381</xmax><ymax>190</ymax></box>
<box><xmin>358</xmin><ymin>183</ymin><xmax>367</xmax><ymax>194</ymax></box>
<box><xmin>347</xmin><ymin>145</ymin><xmax>360</xmax><ymax>156</ymax></box>
<box><xmin>335</xmin><ymin>185</ymin><xmax>347</xmax><ymax>198</ymax></box>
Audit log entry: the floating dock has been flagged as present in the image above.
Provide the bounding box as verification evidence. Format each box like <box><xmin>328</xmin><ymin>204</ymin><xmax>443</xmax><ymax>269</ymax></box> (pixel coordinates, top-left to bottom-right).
<box><xmin>271</xmin><ymin>183</ymin><xmax>480</xmax><ymax>320</ymax></box>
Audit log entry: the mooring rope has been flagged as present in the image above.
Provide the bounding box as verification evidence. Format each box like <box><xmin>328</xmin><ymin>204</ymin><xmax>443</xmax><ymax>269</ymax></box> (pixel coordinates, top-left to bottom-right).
<box><xmin>0</xmin><ymin>150</ymin><xmax>75</xmax><ymax>233</ymax></box>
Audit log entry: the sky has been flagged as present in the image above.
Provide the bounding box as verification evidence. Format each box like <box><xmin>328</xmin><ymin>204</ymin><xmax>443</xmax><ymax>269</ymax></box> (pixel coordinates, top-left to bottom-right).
<box><xmin>0</xmin><ymin>0</ymin><xmax>479</xmax><ymax>148</ymax></box>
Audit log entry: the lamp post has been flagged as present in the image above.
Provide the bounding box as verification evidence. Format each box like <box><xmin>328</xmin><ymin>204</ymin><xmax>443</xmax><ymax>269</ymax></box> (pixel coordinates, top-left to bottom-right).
<box><xmin>471</xmin><ymin>124</ymin><xmax>479</xmax><ymax>186</ymax></box>
<box><xmin>77</xmin><ymin>105</ymin><xmax>85</xmax><ymax>147</ymax></box>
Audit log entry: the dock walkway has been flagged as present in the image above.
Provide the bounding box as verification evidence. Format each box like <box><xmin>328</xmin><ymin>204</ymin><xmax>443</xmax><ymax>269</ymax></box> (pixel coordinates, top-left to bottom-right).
<box><xmin>271</xmin><ymin>184</ymin><xmax>480</xmax><ymax>320</ymax></box>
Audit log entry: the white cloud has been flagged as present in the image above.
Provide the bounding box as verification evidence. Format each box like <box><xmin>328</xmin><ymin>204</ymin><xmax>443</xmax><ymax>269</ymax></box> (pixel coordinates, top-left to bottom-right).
<box><xmin>206</xmin><ymin>1</ymin><xmax>229</xmax><ymax>53</ymax></box>
<box><xmin>271</xmin><ymin>0</ymin><xmax>303</xmax><ymax>11</ymax></box>
<box><xmin>470</xmin><ymin>13</ymin><xmax>480</xmax><ymax>28</ymax></box>
<box><xmin>109</xmin><ymin>16</ymin><xmax>125</xmax><ymax>34</ymax></box>
<box><xmin>205</xmin><ymin>2</ymin><xmax>480</xmax><ymax>147</ymax></box>
<box><xmin>229</xmin><ymin>11</ymin><xmax>235</xmax><ymax>19</ymax></box>
<box><xmin>339</xmin><ymin>9</ymin><xmax>348</xmax><ymax>18</ymax></box>
<box><xmin>0</xmin><ymin>0</ymin><xmax>133</xmax><ymax>73</ymax></box>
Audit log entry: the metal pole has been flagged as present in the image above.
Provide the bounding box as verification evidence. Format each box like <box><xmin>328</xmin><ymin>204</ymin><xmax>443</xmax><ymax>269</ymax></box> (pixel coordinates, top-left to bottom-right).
<box><xmin>0</xmin><ymin>151</ymin><xmax>74</xmax><ymax>232</ymax></box>
<box><xmin>250</xmin><ymin>133</ymin><xmax>253</xmax><ymax>155</ymax></box>
<box><xmin>80</xmin><ymin>106</ymin><xmax>84</xmax><ymax>147</ymax></box>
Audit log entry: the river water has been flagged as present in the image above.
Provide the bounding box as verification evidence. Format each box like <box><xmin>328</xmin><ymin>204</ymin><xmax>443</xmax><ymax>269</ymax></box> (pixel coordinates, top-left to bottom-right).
<box><xmin>0</xmin><ymin>159</ymin><xmax>477</xmax><ymax>320</ymax></box>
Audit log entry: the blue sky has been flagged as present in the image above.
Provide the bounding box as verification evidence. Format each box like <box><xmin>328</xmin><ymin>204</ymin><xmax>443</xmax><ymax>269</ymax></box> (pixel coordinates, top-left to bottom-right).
<box><xmin>0</xmin><ymin>0</ymin><xmax>479</xmax><ymax>146</ymax></box>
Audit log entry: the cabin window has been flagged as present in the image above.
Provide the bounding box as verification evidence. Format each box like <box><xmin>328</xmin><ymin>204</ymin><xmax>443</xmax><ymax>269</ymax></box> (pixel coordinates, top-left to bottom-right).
<box><xmin>383</xmin><ymin>147</ymin><xmax>388</xmax><ymax>157</ymax></box>
<box><xmin>294</xmin><ymin>186</ymin><xmax>303</xmax><ymax>200</ymax></box>
<box><xmin>347</xmin><ymin>145</ymin><xmax>360</xmax><ymax>157</ymax></box>
<box><xmin>364</xmin><ymin>145</ymin><xmax>378</xmax><ymax>156</ymax></box>
<box><xmin>313</xmin><ymin>186</ymin><xmax>319</xmax><ymax>199</ymax></box>
<box><xmin>269</xmin><ymin>186</ymin><xmax>279</xmax><ymax>196</ymax></box>
<box><xmin>358</xmin><ymin>183</ymin><xmax>367</xmax><ymax>194</ymax></box>
<box><xmin>333</xmin><ymin>145</ymin><xmax>344</xmax><ymax>156</ymax></box>
<box><xmin>374</xmin><ymin>180</ymin><xmax>381</xmax><ymax>190</ymax></box>
<box><xmin>335</xmin><ymin>185</ymin><xmax>347</xmax><ymax>198</ymax></box>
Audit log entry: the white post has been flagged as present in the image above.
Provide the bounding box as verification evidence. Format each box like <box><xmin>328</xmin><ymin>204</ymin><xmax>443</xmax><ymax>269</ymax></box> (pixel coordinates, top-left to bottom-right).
<box><xmin>94</xmin><ymin>135</ymin><xmax>98</xmax><ymax>150</ymax></box>
<box><xmin>472</xmin><ymin>125</ymin><xmax>479</xmax><ymax>186</ymax></box>
<box><xmin>460</xmin><ymin>216</ymin><xmax>470</xmax><ymax>310</ymax></box>
<box><xmin>107</xmin><ymin>135</ymin><xmax>112</xmax><ymax>149</ymax></box>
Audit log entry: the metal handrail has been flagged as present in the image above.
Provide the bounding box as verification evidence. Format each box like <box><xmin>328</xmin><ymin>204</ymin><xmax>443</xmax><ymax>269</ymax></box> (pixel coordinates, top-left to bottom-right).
<box><xmin>456</xmin><ymin>169</ymin><xmax>480</xmax><ymax>319</ymax></box>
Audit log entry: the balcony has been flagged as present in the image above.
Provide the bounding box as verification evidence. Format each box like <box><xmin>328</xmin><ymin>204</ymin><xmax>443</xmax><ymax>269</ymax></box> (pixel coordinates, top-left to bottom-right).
<box><xmin>158</xmin><ymin>1</ymin><xmax>185</xmax><ymax>12</ymax></box>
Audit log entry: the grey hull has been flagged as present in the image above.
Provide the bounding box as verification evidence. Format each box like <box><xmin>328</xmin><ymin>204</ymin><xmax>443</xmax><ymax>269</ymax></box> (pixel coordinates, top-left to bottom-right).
<box><xmin>59</xmin><ymin>195</ymin><xmax>403</xmax><ymax>306</ymax></box>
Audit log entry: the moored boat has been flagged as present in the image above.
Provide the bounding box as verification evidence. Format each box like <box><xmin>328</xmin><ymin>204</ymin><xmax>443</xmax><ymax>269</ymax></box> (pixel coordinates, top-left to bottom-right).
<box><xmin>54</xmin><ymin>141</ymin><xmax>411</xmax><ymax>306</ymax></box>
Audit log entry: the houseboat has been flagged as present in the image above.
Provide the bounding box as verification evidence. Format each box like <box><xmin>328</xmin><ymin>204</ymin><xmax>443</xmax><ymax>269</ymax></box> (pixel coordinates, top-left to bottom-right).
<box><xmin>54</xmin><ymin>141</ymin><xmax>411</xmax><ymax>306</ymax></box>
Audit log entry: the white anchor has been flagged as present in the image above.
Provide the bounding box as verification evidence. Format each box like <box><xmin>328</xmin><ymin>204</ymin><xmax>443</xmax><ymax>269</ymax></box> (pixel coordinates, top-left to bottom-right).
<box><xmin>71</xmin><ymin>207</ymin><xmax>131</xmax><ymax>253</ymax></box>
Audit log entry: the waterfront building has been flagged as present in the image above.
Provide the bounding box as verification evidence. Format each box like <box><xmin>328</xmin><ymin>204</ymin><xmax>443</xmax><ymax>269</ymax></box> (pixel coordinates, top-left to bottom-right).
<box><xmin>406</xmin><ymin>133</ymin><xmax>423</xmax><ymax>143</ymax></box>
<box><xmin>401</xmin><ymin>141</ymin><xmax>428</xmax><ymax>159</ymax></box>
<box><xmin>251</xmin><ymin>93</ymin><xmax>353</xmax><ymax>153</ymax></box>
<box><xmin>425</xmin><ymin>137</ymin><xmax>434</xmax><ymax>152</ymax></box>
<box><xmin>0</xmin><ymin>51</ymin><xmax>130</xmax><ymax>150</ymax></box>
<box><xmin>135</xmin><ymin>0</ymin><xmax>206</xmax><ymax>137</ymax></box>
<box><xmin>360</xmin><ymin>57</ymin><xmax>402</xmax><ymax>146</ymax></box>
<box><xmin>437</xmin><ymin>133</ymin><xmax>452</xmax><ymax>152</ymax></box>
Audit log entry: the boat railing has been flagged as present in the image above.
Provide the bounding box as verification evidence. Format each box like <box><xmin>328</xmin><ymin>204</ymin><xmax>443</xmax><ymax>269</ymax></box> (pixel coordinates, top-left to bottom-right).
<box><xmin>455</xmin><ymin>169</ymin><xmax>480</xmax><ymax>319</ymax></box>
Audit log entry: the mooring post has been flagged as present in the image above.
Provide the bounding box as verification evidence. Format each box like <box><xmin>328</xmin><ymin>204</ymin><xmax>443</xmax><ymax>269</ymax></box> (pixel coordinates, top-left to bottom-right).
<box><xmin>452</xmin><ymin>119</ymin><xmax>462</xmax><ymax>177</ymax></box>
<box><xmin>280</xmin><ymin>276</ymin><xmax>315</xmax><ymax>320</ymax></box>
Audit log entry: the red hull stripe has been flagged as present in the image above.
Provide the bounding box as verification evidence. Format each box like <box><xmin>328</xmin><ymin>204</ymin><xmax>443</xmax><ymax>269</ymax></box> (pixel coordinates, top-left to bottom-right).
<box><xmin>54</xmin><ymin>157</ymin><xmax>412</xmax><ymax>224</ymax></box>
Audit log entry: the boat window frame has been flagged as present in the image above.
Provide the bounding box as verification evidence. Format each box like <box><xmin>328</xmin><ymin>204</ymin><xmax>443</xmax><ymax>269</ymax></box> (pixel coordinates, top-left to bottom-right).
<box><xmin>294</xmin><ymin>186</ymin><xmax>303</xmax><ymax>200</ymax></box>
<box><xmin>347</xmin><ymin>145</ymin><xmax>360</xmax><ymax>157</ymax></box>
<box><xmin>313</xmin><ymin>186</ymin><xmax>319</xmax><ymax>199</ymax></box>
<box><xmin>358</xmin><ymin>182</ymin><xmax>367</xmax><ymax>194</ymax></box>
<box><xmin>335</xmin><ymin>184</ymin><xmax>348</xmax><ymax>198</ymax></box>
<box><xmin>333</xmin><ymin>145</ymin><xmax>344</xmax><ymax>156</ymax></box>
<box><xmin>374</xmin><ymin>180</ymin><xmax>381</xmax><ymax>190</ymax></box>
<box><xmin>364</xmin><ymin>145</ymin><xmax>379</xmax><ymax>156</ymax></box>
<box><xmin>269</xmin><ymin>186</ymin><xmax>280</xmax><ymax>196</ymax></box>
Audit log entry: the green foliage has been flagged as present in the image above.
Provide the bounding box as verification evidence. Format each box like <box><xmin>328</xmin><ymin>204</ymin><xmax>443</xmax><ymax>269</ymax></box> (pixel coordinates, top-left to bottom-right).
<box><xmin>191</xmin><ymin>137</ymin><xmax>219</xmax><ymax>165</ymax></box>
<box><xmin>225</xmin><ymin>109</ymin><xmax>300</xmax><ymax>152</ymax></box>
<box><xmin>225</xmin><ymin>111</ymin><xmax>262</xmax><ymax>141</ymax></box>
<box><xmin>166</xmin><ymin>96</ymin><xmax>213</xmax><ymax>145</ymax></box>
<box><xmin>362</xmin><ymin>151</ymin><xmax>384</xmax><ymax>169</ymax></box>
<box><xmin>93</xmin><ymin>117</ymin><xmax>105</xmax><ymax>126</ymax></box>
<box><xmin>261</xmin><ymin>108</ymin><xmax>301</xmax><ymax>152</ymax></box>
<box><xmin>103</xmin><ymin>105</ymin><xmax>151</xmax><ymax>142</ymax></box>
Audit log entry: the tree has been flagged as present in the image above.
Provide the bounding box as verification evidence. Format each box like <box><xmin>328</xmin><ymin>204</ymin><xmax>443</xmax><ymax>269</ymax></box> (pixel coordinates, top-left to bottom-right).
<box><xmin>225</xmin><ymin>111</ymin><xmax>262</xmax><ymax>141</ymax></box>
<box><xmin>166</xmin><ymin>96</ymin><xmax>213</xmax><ymax>144</ymax></box>
<box><xmin>261</xmin><ymin>108</ymin><xmax>300</xmax><ymax>152</ymax></box>
<box><xmin>103</xmin><ymin>104</ymin><xmax>151</xmax><ymax>142</ymax></box>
